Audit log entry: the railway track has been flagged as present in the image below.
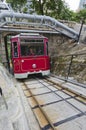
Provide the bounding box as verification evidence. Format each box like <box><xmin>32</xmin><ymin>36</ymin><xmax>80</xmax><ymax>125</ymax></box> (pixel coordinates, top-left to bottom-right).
<box><xmin>45</xmin><ymin>75</ymin><xmax>86</xmax><ymax>100</ymax></box>
<box><xmin>19</xmin><ymin>76</ymin><xmax>86</xmax><ymax>130</ymax></box>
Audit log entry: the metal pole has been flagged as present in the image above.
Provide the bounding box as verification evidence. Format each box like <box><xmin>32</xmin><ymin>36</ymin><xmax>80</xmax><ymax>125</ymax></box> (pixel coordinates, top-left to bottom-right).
<box><xmin>66</xmin><ymin>55</ymin><xmax>74</xmax><ymax>81</ymax></box>
<box><xmin>0</xmin><ymin>87</ymin><xmax>8</xmax><ymax>110</ymax></box>
<box><xmin>77</xmin><ymin>18</ymin><xmax>84</xmax><ymax>44</ymax></box>
<box><xmin>0</xmin><ymin>87</ymin><xmax>2</xmax><ymax>96</ymax></box>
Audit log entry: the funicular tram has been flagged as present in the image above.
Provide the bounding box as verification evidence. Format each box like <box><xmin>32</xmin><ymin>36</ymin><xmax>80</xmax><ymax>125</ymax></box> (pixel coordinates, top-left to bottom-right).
<box><xmin>11</xmin><ymin>33</ymin><xmax>50</xmax><ymax>78</ymax></box>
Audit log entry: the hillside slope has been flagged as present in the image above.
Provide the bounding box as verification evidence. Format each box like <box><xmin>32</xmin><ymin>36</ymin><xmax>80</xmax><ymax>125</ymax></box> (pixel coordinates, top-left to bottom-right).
<box><xmin>50</xmin><ymin>39</ymin><xmax>86</xmax><ymax>84</ymax></box>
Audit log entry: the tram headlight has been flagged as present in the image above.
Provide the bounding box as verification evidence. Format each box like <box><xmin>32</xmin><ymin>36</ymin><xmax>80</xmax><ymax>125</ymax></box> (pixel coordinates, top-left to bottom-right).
<box><xmin>32</xmin><ymin>64</ymin><xmax>36</xmax><ymax>68</ymax></box>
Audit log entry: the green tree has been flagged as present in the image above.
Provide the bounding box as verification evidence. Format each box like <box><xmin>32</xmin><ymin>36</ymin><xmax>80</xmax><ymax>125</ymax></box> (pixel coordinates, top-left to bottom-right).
<box><xmin>6</xmin><ymin>0</ymin><xmax>27</xmax><ymax>12</ymax></box>
<box><xmin>75</xmin><ymin>9</ymin><xmax>86</xmax><ymax>23</ymax></box>
<box><xmin>30</xmin><ymin>0</ymin><xmax>46</xmax><ymax>15</ymax></box>
<box><xmin>31</xmin><ymin>0</ymin><xmax>65</xmax><ymax>16</ymax></box>
<box><xmin>31</xmin><ymin>0</ymin><xmax>75</xmax><ymax>20</ymax></box>
<box><xmin>6</xmin><ymin>0</ymin><xmax>77</xmax><ymax>21</ymax></box>
<box><xmin>45</xmin><ymin>0</ymin><xmax>64</xmax><ymax>18</ymax></box>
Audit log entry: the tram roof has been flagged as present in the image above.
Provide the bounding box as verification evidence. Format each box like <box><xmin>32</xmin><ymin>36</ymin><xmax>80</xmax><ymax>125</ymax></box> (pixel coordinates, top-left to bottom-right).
<box><xmin>11</xmin><ymin>33</ymin><xmax>48</xmax><ymax>39</ymax></box>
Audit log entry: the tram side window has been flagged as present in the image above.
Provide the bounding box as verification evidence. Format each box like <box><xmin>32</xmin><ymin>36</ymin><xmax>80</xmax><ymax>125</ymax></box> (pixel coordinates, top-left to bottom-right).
<box><xmin>46</xmin><ymin>42</ymin><xmax>48</xmax><ymax>55</ymax></box>
<box><xmin>13</xmin><ymin>42</ymin><xmax>18</xmax><ymax>57</ymax></box>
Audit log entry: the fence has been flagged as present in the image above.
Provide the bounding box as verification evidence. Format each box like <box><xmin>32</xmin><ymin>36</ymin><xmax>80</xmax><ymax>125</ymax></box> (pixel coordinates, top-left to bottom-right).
<box><xmin>51</xmin><ymin>53</ymin><xmax>86</xmax><ymax>84</ymax></box>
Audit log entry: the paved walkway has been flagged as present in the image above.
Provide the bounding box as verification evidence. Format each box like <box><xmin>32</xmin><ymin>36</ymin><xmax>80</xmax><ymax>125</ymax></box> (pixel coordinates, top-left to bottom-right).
<box><xmin>0</xmin><ymin>64</ymin><xmax>30</xmax><ymax>130</ymax></box>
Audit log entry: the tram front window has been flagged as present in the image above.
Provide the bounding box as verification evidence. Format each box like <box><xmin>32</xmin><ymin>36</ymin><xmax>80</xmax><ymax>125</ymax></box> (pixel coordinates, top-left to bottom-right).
<box><xmin>20</xmin><ymin>43</ymin><xmax>44</xmax><ymax>56</ymax></box>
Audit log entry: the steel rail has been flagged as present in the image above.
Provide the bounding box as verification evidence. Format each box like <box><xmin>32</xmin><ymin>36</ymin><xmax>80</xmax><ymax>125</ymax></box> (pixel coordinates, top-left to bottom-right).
<box><xmin>45</xmin><ymin>77</ymin><xmax>86</xmax><ymax>100</ymax></box>
<box><xmin>51</xmin><ymin>74</ymin><xmax>86</xmax><ymax>88</ymax></box>
<box><xmin>51</xmin><ymin>52</ymin><xmax>86</xmax><ymax>58</ymax></box>
<box><xmin>23</xmin><ymin>81</ymin><xmax>56</xmax><ymax>130</ymax></box>
<box><xmin>22</xmin><ymin>77</ymin><xmax>86</xmax><ymax>129</ymax></box>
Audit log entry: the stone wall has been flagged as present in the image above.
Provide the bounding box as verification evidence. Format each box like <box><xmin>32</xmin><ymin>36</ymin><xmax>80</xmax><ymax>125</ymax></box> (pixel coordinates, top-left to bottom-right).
<box><xmin>42</xmin><ymin>33</ymin><xmax>70</xmax><ymax>56</ymax></box>
<box><xmin>0</xmin><ymin>34</ymin><xmax>7</xmax><ymax>67</ymax></box>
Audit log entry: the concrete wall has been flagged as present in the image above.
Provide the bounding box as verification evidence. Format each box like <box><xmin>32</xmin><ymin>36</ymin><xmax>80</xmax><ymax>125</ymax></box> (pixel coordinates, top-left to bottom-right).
<box><xmin>0</xmin><ymin>34</ymin><xmax>7</xmax><ymax>66</ymax></box>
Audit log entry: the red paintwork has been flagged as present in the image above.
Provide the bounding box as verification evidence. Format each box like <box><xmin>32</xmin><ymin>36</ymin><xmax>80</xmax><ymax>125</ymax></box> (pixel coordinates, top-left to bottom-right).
<box><xmin>11</xmin><ymin>34</ymin><xmax>50</xmax><ymax>76</ymax></box>
<box><xmin>13</xmin><ymin>56</ymin><xmax>50</xmax><ymax>73</ymax></box>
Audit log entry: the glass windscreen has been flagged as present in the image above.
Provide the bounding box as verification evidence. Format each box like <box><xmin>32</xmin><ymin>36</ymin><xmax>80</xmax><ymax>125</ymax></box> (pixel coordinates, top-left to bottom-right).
<box><xmin>20</xmin><ymin>39</ymin><xmax>44</xmax><ymax>56</ymax></box>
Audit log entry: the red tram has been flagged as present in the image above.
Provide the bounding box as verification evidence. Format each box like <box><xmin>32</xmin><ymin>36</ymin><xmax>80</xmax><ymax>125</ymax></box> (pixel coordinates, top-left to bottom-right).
<box><xmin>11</xmin><ymin>33</ymin><xmax>50</xmax><ymax>78</ymax></box>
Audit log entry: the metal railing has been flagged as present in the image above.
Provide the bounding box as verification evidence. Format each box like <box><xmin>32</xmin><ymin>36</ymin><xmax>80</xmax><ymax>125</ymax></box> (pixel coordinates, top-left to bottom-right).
<box><xmin>0</xmin><ymin>11</ymin><xmax>79</xmax><ymax>40</ymax></box>
<box><xmin>51</xmin><ymin>53</ymin><xmax>86</xmax><ymax>84</ymax></box>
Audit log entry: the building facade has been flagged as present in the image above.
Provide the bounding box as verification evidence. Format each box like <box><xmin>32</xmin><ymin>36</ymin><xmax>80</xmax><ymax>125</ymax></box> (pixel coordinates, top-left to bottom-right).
<box><xmin>78</xmin><ymin>0</ymin><xmax>86</xmax><ymax>10</ymax></box>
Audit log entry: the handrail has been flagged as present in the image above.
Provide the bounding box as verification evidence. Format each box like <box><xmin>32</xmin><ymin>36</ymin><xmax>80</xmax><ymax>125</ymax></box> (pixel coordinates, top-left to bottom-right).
<box><xmin>0</xmin><ymin>12</ymin><xmax>79</xmax><ymax>40</ymax></box>
<box><xmin>51</xmin><ymin>52</ymin><xmax>86</xmax><ymax>57</ymax></box>
<box><xmin>51</xmin><ymin>53</ymin><xmax>86</xmax><ymax>84</ymax></box>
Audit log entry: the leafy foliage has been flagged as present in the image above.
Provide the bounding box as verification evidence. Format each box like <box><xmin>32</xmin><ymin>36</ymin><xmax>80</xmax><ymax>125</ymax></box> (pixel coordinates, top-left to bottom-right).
<box><xmin>75</xmin><ymin>9</ymin><xmax>86</xmax><ymax>23</ymax></box>
<box><xmin>6</xmin><ymin>0</ymin><xmax>27</xmax><ymax>12</ymax></box>
<box><xmin>6</xmin><ymin>0</ymin><xmax>86</xmax><ymax>22</ymax></box>
<box><xmin>30</xmin><ymin>0</ymin><xmax>78</xmax><ymax>21</ymax></box>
